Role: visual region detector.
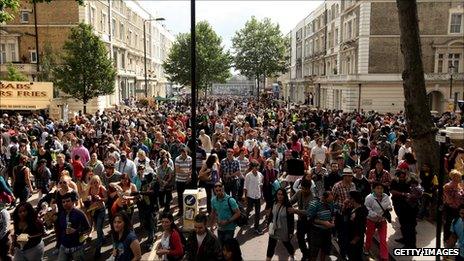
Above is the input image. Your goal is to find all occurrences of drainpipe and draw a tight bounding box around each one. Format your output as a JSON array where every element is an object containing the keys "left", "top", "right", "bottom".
[{"left": 358, "top": 83, "right": 361, "bottom": 112}]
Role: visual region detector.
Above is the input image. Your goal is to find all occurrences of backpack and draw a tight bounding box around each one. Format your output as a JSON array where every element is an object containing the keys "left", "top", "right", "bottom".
[{"left": 227, "top": 197, "right": 248, "bottom": 227}]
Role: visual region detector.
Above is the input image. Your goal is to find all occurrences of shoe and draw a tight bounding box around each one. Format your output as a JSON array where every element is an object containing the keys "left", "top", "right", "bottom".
[{"left": 254, "top": 229, "right": 263, "bottom": 235}]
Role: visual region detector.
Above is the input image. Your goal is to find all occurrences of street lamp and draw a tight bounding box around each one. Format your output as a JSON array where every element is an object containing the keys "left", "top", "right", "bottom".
[
  {"left": 143, "top": 17, "right": 165, "bottom": 98},
  {"left": 448, "top": 64, "right": 455, "bottom": 111}
]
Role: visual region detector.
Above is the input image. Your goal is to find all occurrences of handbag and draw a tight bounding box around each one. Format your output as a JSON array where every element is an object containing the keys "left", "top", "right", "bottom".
[
  {"left": 268, "top": 222, "right": 276, "bottom": 236},
  {"left": 375, "top": 198, "right": 392, "bottom": 223}
]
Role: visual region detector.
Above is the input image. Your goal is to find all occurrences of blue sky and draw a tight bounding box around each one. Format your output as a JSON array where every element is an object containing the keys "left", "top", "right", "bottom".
[{"left": 140, "top": 1, "right": 322, "bottom": 51}]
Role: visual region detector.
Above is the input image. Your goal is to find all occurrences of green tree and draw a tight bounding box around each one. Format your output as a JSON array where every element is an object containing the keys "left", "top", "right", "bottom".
[
  {"left": 53, "top": 23, "right": 116, "bottom": 114},
  {"left": 37, "top": 42, "right": 57, "bottom": 82},
  {"left": 1, "top": 0, "right": 83, "bottom": 23},
  {"left": 163, "top": 21, "right": 232, "bottom": 98},
  {"left": 1, "top": 63, "right": 28, "bottom": 81},
  {"left": 232, "top": 16, "right": 289, "bottom": 100}
]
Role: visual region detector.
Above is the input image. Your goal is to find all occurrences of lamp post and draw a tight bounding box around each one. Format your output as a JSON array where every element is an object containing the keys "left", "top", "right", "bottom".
[
  {"left": 190, "top": 0, "right": 198, "bottom": 187},
  {"left": 143, "top": 17, "right": 165, "bottom": 98},
  {"left": 448, "top": 64, "right": 455, "bottom": 111}
]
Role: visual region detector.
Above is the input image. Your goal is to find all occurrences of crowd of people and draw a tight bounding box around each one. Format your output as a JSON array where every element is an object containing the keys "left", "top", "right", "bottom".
[{"left": 0, "top": 96, "right": 463, "bottom": 261}]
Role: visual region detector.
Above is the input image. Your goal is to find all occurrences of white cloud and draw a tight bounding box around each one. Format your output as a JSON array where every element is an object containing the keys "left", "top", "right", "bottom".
[{"left": 140, "top": 1, "right": 322, "bottom": 50}]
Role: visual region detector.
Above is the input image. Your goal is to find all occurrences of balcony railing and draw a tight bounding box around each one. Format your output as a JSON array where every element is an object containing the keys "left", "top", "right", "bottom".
[
  {"left": 0, "top": 63, "right": 37, "bottom": 74},
  {"left": 425, "top": 73, "right": 464, "bottom": 81}
]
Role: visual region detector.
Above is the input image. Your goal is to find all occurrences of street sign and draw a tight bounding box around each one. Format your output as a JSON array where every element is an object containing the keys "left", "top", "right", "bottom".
[{"left": 435, "top": 134, "right": 446, "bottom": 143}]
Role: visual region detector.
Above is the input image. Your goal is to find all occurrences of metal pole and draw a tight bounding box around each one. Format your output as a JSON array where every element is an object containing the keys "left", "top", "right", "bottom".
[
  {"left": 33, "top": 1, "right": 40, "bottom": 74},
  {"left": 143, "top": 21, "right": 148, "bottom": 98},
  {"left": 449, "top": 73, "right": 453, "bottom": 99},
  {"left": 435, "top": 135, "right": 447, "bottom": 260},
  {"left": 190, "top": 0, "right": 197, "bottom": 188}
]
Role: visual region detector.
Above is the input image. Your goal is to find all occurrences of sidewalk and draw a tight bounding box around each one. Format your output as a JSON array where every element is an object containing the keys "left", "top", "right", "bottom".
[{"left": 376, "top": 211, "right": 441, "bottom": 261}]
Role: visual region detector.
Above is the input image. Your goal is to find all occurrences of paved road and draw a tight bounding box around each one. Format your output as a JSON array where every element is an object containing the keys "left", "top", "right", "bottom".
[{"left": 11, "top": 189, "right": 442, "bottom": 261}]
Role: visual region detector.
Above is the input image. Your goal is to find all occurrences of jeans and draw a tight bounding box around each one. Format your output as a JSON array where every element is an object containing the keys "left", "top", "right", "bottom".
[
  {"left": 237, "top": 178, "right": 244, "bottom": 199},
  {"left": 14, "top": 240, "right": 44, "bottom": 261},
  {"left": 444, "top": 205, "right": 459, "bottom": 241},
  {"left": 0, "top": 231, "right": 12, "bottom": 261},
  {"left": 176, "top": 181, "right": 187, "bottom": 214},
  {"left": 418, "top": 193, "right": 433, "bottom": 218},
  {"left": 199, "top": 182, "right": 213, "bottom": 213},
  {"left": 365, "top": 219, "right": 388, "bottom": 260},
  {"left": 217, "top": 230, "right": 235, "bottom": 246},
  {"left": 266, "top": 236, "right": 295, "bottom": 258},
  {"left": 159, "top": 190, "right": 173, "bottom": 213},
  {"left": 245, "top": 197, "right": 261, "bottom": 230},
  {"left": 224, "top": 179, "right": 238, "bottom": 199},
  {"left": 138, "top": 203, "right": 156, "bottom": 242},
  {"left": 93, "top": 208, "right": 106, "bottom": 253},
  {"left": 296, "top": 219, "right": 310, "bottom": 259},
  {"left": 398, "top": 207, "right": 418, "bottom": 248},
  {"left": 57, "top": 245, "right": 85, "bottom": 261}
]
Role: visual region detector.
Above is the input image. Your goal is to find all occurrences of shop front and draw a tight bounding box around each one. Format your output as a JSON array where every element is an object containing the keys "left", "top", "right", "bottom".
[{"left": 0, "top": 81, "right": 53, "bottom": 112}]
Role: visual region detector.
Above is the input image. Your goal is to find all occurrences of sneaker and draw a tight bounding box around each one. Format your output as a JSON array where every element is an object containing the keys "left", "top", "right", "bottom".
[{"left": 254, "top": 229, "right": 263, "bottom": 235}]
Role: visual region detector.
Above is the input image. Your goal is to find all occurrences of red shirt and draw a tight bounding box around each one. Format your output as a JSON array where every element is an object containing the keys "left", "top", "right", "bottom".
[{"left": 72, "top": 160, "right": 84, "bottom": 180}]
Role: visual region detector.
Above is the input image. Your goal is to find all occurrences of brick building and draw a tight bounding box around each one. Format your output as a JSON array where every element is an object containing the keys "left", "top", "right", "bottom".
[
  {"left": 0, "top": 0, "right": 173, "bottom": 114},
  {"left": 283, "top": 0, "right": 464, "bottom": 113}
]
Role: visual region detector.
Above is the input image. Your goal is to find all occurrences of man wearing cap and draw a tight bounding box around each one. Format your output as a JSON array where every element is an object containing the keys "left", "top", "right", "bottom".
[
  {"left": 332, "top": 167, "right": 356, "bottom": 260},
  {"left": 115, "top": 151, "right": 137, "bottom": 180}
]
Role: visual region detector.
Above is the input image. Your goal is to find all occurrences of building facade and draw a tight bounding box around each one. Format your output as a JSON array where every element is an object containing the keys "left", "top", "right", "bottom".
[
  {"left": 285, "top": 0, "right": 464, "bottom": 113},
  {"left": 212, "top": 75, "right": 255, "bottom": 97},
  {"left": 0, "top": 0, "right": 173, "bottom": 114}
]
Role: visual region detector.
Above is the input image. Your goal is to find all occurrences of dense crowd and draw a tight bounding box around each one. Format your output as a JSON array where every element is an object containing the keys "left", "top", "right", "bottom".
[{"left": 0, "top": 97, "right": 463, "bottom": 261}]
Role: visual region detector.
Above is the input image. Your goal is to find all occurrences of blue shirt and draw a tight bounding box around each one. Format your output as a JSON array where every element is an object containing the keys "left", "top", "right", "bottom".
[
  {"left": 211, "top": 195, "right": 238, "bottom": 231},
  {"left": 114, "top": 230, "right": 138, "bottom": 261},
  {"left": 451, "top": 217, "right": 464, "bottom": 257},
  {"left": 307, "top": 199, "right": 336, "bottom": 230},
  {"left": 58, "top": 208, "right": 90, "bottom": 248}
]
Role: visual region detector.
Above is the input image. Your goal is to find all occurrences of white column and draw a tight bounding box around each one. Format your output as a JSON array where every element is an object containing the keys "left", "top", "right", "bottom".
[{"left": 357, "top": 1, "right": 371, "bottom": 75}]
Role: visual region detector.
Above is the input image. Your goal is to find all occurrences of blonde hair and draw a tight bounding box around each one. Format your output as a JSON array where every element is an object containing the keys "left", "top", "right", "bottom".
[
  {"left": 449, "top": 169, "right": 462, "bottom": 179},
  {"left": 89, "top": 175, "right": 102, "bottom": 186}
]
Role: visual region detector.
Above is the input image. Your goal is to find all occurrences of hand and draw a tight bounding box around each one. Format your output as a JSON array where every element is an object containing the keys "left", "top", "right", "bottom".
[
  {"left": 94, "top": 195, "right": 101, "bottom": 201},
  {"left": 156, "top": 249, "right": 169, "bottom": 255},
  {"left": 287, "top": 208, "right": 296, "bottom": 214},
  {"left": 66, "top": 227, "right": 76, "bottom": 234},
  {"left": 324, "top": 221, "right": 335, "bottom": 229}
]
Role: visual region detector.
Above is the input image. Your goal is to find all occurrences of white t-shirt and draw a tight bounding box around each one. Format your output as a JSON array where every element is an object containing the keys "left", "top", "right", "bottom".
[
  {"left": 244, "top": 171, "right": 263, "bottom": 199},
  {"left": 311, "top": 145, "right": 328, "bottom": 163}
]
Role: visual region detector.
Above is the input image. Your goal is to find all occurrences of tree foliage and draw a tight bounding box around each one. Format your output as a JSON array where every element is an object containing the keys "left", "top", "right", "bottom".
[
  {"left": 0, "top": 0, "right": 84, "bottom": 23},
  {"left": 1, "top": 63, "right": 28, "bottom": 81},
  {"left": 53, "top": 23, "right": 116, "bottom": 113},
  {"left": 37, "top": 41, "right": 57, "bottom": 82},
  {"left": 232, "top": 16, "right": 289, "bottom": 81},
  {"left": 163, "top": 21, "right": 232, "bottom": 91}
]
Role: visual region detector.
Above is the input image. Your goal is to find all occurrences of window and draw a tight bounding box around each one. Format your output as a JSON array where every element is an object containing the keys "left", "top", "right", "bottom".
[
  {"left": 135, "top": 34, "right": 138, "bottom": 48},
  {"left": 450, "top": 13, "right": 463, "bottom": 33},
  {"left": 128, "top": 30, "right": 132, "bottom": 46},
  {"left": 347, "top": 21, "right": 352, "bottom": 40},
  {"left": 89, "top": 7, "right": 96, "bottom": 26},
  {"left": 113, "top": 50, "right": 118, "bottom": 68},
  {"left": 101, "top": 12, "right": 107, "bottom": 33},
  {"left": 437, "top": 53, "right": 444, "bottom": 73},
  {"left": 120, "top": 23, "right": 124, "bottom": 40},
  {"left": 8, "top": 43, "right": 16, "bottom": 62},
  {"left": 334, "top": 28, "right": 339, "bottom": 44},
  {"left": 20, "top": 11, "right": 29, "bottom": 23},
  {"left": 121, "top": 52, "right": 125, "bottom": 69},
  {"left": 112, "top": 19, "right": 116, "bottom": 37},
  {"left": 448, "top": 53, "right": 460, "bottom": 72},
  {"left": 0, "top": 44, "right": 6, "bottom": 64},
  {"left": 30, "top": 50, "right": 37, "bottom": 63}
]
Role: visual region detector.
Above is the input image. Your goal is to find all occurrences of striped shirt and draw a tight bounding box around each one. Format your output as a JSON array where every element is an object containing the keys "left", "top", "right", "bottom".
[
  {"left": 307, "top": 199, "right": 335, "bottom": 229},
  {"left": 237, "top": 157, "right": 249, "bottom": 177},
  {"left": 175, "top": 155, "right": 192, "bottom": 183}
]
